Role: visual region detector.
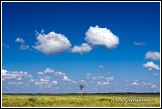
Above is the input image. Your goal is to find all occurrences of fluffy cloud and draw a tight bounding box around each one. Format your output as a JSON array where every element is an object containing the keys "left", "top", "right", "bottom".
[
  {"left": 22, "top": 72, "right": 32, "bottom": 78},
  {"left": 37, "top": 68, "right": 55, "bottom": 75},
  {"left": 44, "top": 68, "right": 55, "bottom": 73},
  {"left": 145, "top": 51, "right": 160, "bottom": 60},
  {"left": 71, "top": 43, "right": 92, "bottom": 54},
  {"left": 33, "top": 31, "right": 71, "bottom": 55},
  {"left": 63, "top": 76, "right": 71, "bottom": 81},
  {"left": 15, "top": 37, "right": 29, "bottom": 50},
  {"left": 35, "top": 77, "right": 58, "bottom": 86},
  {"left": 143, "top": 61, "right": 160, "bottom": 70},
  {"left": 35, "top": 77, "right": 51, "bottom": 85},
  {"left": 2, "top": 69, "right": 32, "bottom": 81},
  {"left": 132, "top": 80, "right": 139, "bottom": 86},
  {"left": 134, "top": 41, "right": 146, "bottom": 46},
  {"left": 62, "top": 75, "right": 76, "bottom": 83},
  {"left": 85, "top": 25, "right": 119, "bottom": 48},
  {"left": 2, "top": 69, "right": 8, "bottom": 76},
  {"left": 15, "top": 37, "right": 25, "bottom": 43},
  {"left": 36, "top": 68, "right": 76, "bottom": 84}
]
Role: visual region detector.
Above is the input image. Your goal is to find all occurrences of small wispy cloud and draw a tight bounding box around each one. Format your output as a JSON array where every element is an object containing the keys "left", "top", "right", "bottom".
[
  {"left": 79, "top": 80, "right": 87, "bottom": 84},
  {"left": 134, "top": 41, "right": 146, "bottom": 46},
  {"left": 106, "top": 76, "right": 114, "bottom": 81},
  {"left": 54, "top": 71, "right": 66, "bottom": 76},
  {"left": 153, "top": 73, "right": 158, "bottom": 76},
  {"left": 2, "top": 43, "right": 10, "bottom": 48},
  {"left": 151, "top": 85, "right": 156, "bottom": 88},
  {"left": 20, "top": 44, "right": 29, "bottom": 50},
  {"left": 86, "top": 73, "right": 91, "bottom": 79},
  {"left": 96, "top": 81, "right": 110, "bottom": 86},
  {"left": 99, "top": 65, "right": 104, "bottom": 70}
]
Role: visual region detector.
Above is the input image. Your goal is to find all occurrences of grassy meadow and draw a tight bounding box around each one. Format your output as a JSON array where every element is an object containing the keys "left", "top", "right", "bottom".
[{"left": 2, "top": 93, "right": 160, "bottom": 107}]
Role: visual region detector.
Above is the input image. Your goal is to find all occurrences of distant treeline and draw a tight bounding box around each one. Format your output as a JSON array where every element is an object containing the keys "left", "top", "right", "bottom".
[{"left": 2, "top": 92, "right": 160, "bottom": 95}]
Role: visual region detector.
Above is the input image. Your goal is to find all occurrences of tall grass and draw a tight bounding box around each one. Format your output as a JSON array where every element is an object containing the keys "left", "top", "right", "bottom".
[{"left": 2, "top": 94, "right": 160, "bottom": 107}]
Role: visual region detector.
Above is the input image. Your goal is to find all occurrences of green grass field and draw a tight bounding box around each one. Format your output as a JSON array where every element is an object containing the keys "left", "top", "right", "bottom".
[{"left": 2, "top": 94, "right": 160, "bottom": 107}]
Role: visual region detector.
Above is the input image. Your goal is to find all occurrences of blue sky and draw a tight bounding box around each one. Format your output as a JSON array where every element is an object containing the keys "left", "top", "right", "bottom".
[{"left": 2, "top": 2, "right": 160, "bottom": 93}]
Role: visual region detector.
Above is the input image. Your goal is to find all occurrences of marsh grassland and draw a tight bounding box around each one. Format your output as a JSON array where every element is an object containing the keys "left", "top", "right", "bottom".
[{"left": 2, "top": 94, "right": 160, "bottom": 107}]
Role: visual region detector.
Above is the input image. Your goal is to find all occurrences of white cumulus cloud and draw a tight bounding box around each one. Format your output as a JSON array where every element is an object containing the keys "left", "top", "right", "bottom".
[
  {"left": 44, "top": 68, "right": 55, "bottom": 73},
  {"left": 2, "top": 69, "right": 8, "bottom": 76},
  {"left": 145, "top": 51, "right": 160, "bottom": 60},
  {"left": 71, "top": 43, "right": 92, "bottom": 54},
  {"left": 63, "top": 76, "right": 71, "bottom": 81},
  {"left": 15, "top": 37, "right": 29, "bottom": 50},
  {"left": 85, "top": 25, "right": 119, "bottom": 48},
  {"left": 143, "top": 61, "right": 160, "bottom": 70},
  {"left": 132, "top": 80, "right": 140, "bottom": 86},
  {"left": 2, "top": 69, "right": 32, "bottom": 81},
  {"left": 15, "top": 37, "right": 25, "bottom": 43},
  {"left": 33, "top": 31, "right": 71, "bottom": 55}
]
